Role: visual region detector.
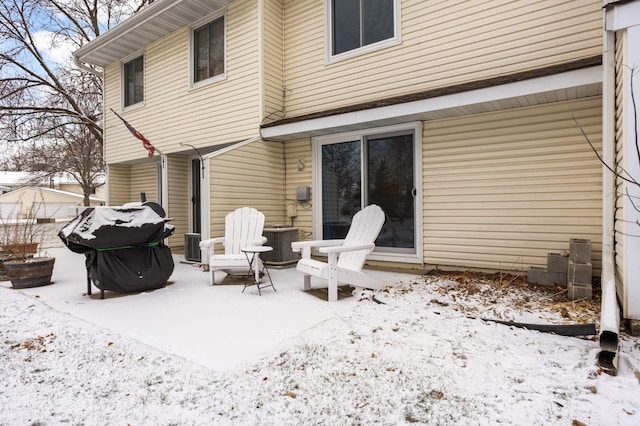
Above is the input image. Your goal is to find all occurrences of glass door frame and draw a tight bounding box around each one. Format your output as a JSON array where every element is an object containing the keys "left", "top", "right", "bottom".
[{"left": 312, "top": 122, "right": 423, "bottom": 264}]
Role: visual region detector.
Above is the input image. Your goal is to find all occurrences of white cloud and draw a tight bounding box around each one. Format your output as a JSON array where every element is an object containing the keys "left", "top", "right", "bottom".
[{"left": 32, "top": 30, "right": 75, "bottom": 67}]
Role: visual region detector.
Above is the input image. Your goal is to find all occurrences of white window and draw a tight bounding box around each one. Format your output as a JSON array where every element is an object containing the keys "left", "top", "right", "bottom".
[
  {"left": 193, "top": 15, "right": 225, "bottom": 84},
  {"left": 327, "top": 0, "right": 400, "bottom": 61},
  {"left": 123, "top": 55, "right": 144, "bottom": 107}
]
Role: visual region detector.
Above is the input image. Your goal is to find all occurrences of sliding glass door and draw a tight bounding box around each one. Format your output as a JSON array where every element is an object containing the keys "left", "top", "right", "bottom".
[{"left": 317, "top": 124, "right": 420, "bottom": 257}]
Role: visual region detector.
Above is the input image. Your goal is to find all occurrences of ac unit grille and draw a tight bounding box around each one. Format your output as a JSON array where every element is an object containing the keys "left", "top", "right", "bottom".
[
  {"left": 184, "top": 233, "right": 201, "bottom": 262},
  {"left": 263, "top": 227, "right": 298, "bottom": 266}
]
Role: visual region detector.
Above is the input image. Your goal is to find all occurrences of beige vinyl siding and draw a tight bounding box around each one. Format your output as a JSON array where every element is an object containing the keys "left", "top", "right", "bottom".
[
  {"left": 129, "top": 163, "right": 158, "bottom": 204},
  {"left": 107, "top": 164, "right": 132, "bottom": 206},
  {"left": 423, "top": 97, "right": 603, "bottom": 273},
  {"left": 284, "top": 139, "right": 313, "bottom": 240},
  {"left": 280, "top": 0, "right": 601, "bottom": 118},
  {"left": 103, "top": 0, "right": 261, "bottom": 164},
  {"left": 103, "top": 61, "right": 123, "bottom": 163},
  {"left": 261, "top": 0, "right": 285, "bottom": 121},
  {"left": 166, "top": 155, "right": 190, "bottom": 250},
  {"left": 207, "top": 140, "right": 285, "bottom": 239},
  {"left": 614, "top": 30, "right": 626, "bottom": 303}
]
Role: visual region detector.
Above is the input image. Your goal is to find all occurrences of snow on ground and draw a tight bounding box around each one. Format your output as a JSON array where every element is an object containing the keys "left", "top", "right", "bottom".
[{"left": 1, "top": 250, "right": 639, "bottom": 425}]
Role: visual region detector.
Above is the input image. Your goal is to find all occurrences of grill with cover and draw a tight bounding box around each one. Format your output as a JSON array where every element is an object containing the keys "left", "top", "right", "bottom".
[{"left": 58, "top": 202, "right": 175, "bottom": 298}]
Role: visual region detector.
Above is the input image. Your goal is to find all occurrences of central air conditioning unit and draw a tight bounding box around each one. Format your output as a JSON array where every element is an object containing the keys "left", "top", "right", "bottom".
[
  {"left": 262, "top": 226, "right": 299, "bottom": 267},
  {"left": 184, "top": 233, "right": 201, "bottom": 262}
]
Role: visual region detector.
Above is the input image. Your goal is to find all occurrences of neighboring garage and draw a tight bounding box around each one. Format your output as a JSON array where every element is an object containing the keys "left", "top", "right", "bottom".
[{"left": 0, "top": 187, "right": 105, "bottom": 220}]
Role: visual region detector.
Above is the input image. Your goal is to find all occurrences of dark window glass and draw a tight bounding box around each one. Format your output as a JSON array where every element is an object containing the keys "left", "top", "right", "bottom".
[
  {"left": 333, "top": 0, "right": 360, "bottom": 55},
  {"left": 367, "top": 133, "right": 414, "bottom": 249},
  {"left": 194, "top": 17, "right": 225, "bottom": 83},
  {"left": 124, "top": 56, "right": 143, "bottom": 107},
  {"left": 332, "top": 0, "right": 394, "bottom": 55},
  {"left": 363, "top": 0, "right": 394, "bottom": 45},
  {"left": 321, "top": 141, "right": 361, "bottom": 239}
]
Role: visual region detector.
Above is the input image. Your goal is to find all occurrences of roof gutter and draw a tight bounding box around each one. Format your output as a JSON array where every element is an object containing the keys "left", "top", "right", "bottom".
[
  {"left": 74, "top": 0, "right": 178, "bottom": 66},
  {"left": 73, "top": 55, "right": 102, "bottom": 76}
]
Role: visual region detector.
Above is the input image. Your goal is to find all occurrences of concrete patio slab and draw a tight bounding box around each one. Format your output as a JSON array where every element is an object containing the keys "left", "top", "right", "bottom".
[{"left": 2, "top": 247, "right": 418, "bottom": 371}]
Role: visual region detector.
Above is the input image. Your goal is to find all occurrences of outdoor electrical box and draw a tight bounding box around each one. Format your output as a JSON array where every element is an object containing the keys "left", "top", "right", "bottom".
[{"left": 296, "top": 186, "right": 310, "bottom": 202}]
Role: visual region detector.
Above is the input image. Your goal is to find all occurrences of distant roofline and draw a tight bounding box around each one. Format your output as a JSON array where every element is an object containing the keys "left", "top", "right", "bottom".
[{"left": 0, "top": 185, "right": 105, "bottom": 203}]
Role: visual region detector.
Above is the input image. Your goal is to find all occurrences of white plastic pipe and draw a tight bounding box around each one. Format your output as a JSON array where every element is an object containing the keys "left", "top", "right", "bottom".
[{"left": 599, "top": 11, "right": 620, "bottom": 373}]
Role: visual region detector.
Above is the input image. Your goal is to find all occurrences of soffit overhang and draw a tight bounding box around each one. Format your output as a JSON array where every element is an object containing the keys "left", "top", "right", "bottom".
[
  {"left": 74, "top": 0, "right": 232, "bottom": 67},
  {"left": 261, "top": 60, "right": 603, "bottom": 142}
]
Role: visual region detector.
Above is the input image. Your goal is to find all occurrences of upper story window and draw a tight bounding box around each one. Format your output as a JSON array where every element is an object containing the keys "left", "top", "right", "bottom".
[
  {"left": 329, "top": 0, "right": 399, "bottom": 60},
  {"left": 123, "top": 55, "right": 144, "bottom": 107},
  {"left": 193, "top": 15, "right": 225, "bottom": 84}
]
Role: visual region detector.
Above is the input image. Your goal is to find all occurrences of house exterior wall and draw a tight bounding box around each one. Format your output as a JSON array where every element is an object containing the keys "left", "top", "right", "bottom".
[
  {"left": 93, "top": 0, "right": 608, "bottom": 278},
  {"left": 613, "top": 22, "right": 640, "bottom": 320},
  {"left": 262, "top": 0, "right": 285, "bottom": 121},
  {"left": 422, "top": 97, "right": 602, "bottom": 273},
  {"left": 165, "top": 155, "right": 190, "bottom": 249},
  {"left": 283, "top": 97, "right": 603, "bottom": 273},
  {"left": 206, "top": 140, "right": 285, "bottom": 239},
  {"left": 283, "top": 139, "right": 313, "bottom": 240},
  {"left": 106, "top": 164, "right": 131, "bottom": 206},
  {"left": 277, "top": 0, "right": 602, "bottom": 119},
  {"left": 103, "top": 160, "right": 188, "bottom": 249},
  {"left": 103, "top": 0, "right": 262, "bottom": 165},
  {"left": 128, "top": 163, "right": 158, "bottom": 204}
]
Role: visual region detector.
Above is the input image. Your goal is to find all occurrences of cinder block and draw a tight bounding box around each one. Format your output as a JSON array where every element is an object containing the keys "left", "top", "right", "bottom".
[
  {"left": 627, "top": 320, "right": 640, "bottom": 337},
  {"left": 527, "top": 267, "right": 567, "bottom": 286},
  {"left": 547, "top": 253, "right": 569, "bottom": 273},
  {"left": 569, "top": 238, "right": 592, "bottom": 263},
  {"left": 568, "top": 261, "right": 592, "bottom": 285},
  {"left": 568, "top": 283, "right": 592, "bottom": 300}
]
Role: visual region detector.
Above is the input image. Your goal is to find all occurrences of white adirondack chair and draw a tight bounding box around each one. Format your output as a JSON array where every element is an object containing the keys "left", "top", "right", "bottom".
[
  {"left": 291, "top": 204, "right": 385, "bottom": 302},
  {"left": 199, "top": 207, "right": 267, "bottom": 285}
]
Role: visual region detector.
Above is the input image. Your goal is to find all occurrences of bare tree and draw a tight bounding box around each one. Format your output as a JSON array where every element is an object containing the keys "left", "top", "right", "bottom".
[
  {"left": 0, "top": 0, "right": 149, "bottom": 204},
  {"left": 574, "top": 65, "right": 640, "bottom": 231}
]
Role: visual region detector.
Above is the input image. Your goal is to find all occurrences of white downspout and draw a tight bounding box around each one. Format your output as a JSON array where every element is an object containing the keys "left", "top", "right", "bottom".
[
  {"left": 599, "top": 8, "right": 620, "bottom": 374},
  {"left": 199, "top": 158, "right": 210, "bottom": 270}
]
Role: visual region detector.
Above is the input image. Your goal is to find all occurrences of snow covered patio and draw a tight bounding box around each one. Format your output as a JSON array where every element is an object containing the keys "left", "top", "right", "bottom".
[
  {"left": 2, "top": 246, "right": 640, "bottom": 424},
  {"left": 2, "top": 247, "right": 415, "bottom": 371}
]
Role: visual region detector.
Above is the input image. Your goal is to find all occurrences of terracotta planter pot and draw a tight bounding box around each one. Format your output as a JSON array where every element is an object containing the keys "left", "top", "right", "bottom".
[{"left": 4, "top": 257, "right": 55, "bottom": 289}]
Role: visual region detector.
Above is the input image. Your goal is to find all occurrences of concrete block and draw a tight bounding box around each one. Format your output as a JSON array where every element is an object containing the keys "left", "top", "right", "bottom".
[
  {"left": 569, "top": 238, "right": 592, "bottom": 263},
  {"left": 527, "top": 267, "right": 546, "bottom": 284},
  {"left": 568, "top": 283, "right": 592, "bottom": 300},
  {"left": 627, "top": 320, "right": 640, "bottom": 337},
  {"left": 527, "top": 267, "right": 567, "bottom": 286},
  {"left": 568, "top": 261, "right": 592, "bottom": 285},
  {"left": 547, "top": 253, "right": 569, "bottom": 273}
]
